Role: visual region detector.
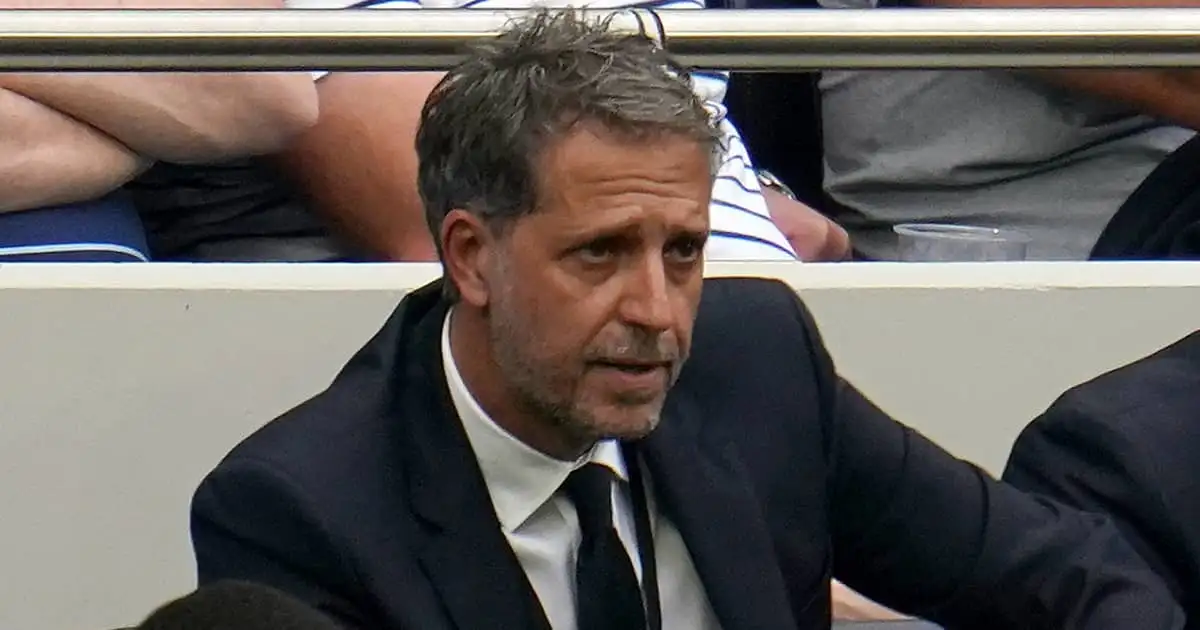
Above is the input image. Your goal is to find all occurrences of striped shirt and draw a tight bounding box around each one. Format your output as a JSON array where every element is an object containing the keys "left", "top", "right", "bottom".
[{"left": 288, "top": 0, "right": 797, "bottom": 261}]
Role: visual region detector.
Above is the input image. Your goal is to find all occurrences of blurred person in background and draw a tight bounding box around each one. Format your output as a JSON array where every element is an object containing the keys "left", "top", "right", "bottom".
[
  {"left": 0, "top": 0, "right": 316, "bottom": 262},
  {"left": 817, "top": 0, "right": 1200, "bottom": 260},
  {"left": 248, "top": 0, "right": 849, "bottom": 263},
  {"left": 133, "top": 0, "right": 848, "bottom": 263}
]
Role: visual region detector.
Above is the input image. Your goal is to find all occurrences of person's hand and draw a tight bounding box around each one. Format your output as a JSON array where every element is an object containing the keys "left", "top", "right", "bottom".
[
  {"left": 831, "top": 580, "right": 909, "bottom": 622},
  {"left": 762, "top": 188, "right": 851, "bottom": 262}
]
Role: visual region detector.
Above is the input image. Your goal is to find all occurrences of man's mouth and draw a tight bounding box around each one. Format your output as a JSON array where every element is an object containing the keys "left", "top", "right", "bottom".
[{"left": 592, "top": 360, "right": 670, "bottom": 374}]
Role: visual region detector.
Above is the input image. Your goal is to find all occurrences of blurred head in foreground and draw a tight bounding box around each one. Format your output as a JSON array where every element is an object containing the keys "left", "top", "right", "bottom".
[{"left": 135, "top": 580, "right": 340, "bottom": 630}]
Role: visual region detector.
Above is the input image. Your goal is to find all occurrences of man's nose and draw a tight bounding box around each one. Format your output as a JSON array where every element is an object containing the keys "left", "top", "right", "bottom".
[{"left": 618, "top": 256, "right": 674, "bottom": 332}]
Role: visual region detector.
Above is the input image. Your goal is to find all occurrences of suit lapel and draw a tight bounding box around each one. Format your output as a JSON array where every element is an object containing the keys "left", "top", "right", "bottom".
[
  {"left": 641, "top": 389, "right": 799, "bottom": 630},
  {"left": 393, "top": 291, "right": 551, "bottom": 630}
]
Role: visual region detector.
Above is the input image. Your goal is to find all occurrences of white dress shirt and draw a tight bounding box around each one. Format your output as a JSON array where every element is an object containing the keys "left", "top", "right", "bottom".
[{"left": 441, "top": 311, "right": 723, "bottom": 630}]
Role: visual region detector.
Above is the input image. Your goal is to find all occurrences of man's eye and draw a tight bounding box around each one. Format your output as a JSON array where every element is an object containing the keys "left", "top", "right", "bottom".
[
  {"left": 668, "top": 238, "right": 705, "bottom": 263},
  {"left": 578, "top": 241, "right": 618, "bottom": 263}
]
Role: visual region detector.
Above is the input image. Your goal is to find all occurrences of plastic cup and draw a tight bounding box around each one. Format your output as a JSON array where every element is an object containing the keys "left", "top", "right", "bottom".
[{"left": 894, "top": 223, "right": 1031, "bottom": 262}]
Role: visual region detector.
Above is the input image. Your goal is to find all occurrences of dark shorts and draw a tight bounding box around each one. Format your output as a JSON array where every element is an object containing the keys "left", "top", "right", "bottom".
[{"left": 0, "top": 191, "right": 149, "bottom": 262}]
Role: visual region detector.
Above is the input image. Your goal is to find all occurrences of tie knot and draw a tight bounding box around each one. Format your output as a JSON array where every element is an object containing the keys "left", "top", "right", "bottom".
[{"left": 564, "top": 463, "right": 615, "bottom": 534}]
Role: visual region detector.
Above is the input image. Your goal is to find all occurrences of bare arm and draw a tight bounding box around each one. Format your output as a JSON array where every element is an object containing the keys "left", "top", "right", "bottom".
[
  {"left": 0, "top": 88, "right": 147, "bottom": 213},
  {"left": 274, "top": 72, "right": 445, "bottom": 261},
  {"left": 762, "top": 188, "right": 851, "bottom": 262},
  {"left": 0, "top": 0, "right": 319, "bottom": 164},
  {"left": 916, "top": 0, "right": 1200, "bottom": 130}
]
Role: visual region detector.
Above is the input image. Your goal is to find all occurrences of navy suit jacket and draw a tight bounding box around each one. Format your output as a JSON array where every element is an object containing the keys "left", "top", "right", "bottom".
[
  {"left": 192, "top": 277, "right": 1184, "bottom": 629},
  {"left": 1005, "top": 331, "right": 1200, "bottom": 624}
]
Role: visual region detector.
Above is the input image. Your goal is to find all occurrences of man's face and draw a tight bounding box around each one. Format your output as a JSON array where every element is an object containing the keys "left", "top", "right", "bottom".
[{"left": 484, "top": 125, "right": 710, "bottom": 451}]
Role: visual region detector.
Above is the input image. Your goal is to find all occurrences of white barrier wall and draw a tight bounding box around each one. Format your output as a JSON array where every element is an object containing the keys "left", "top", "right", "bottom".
[{"left": 2, "top": 261, "right": 1198, "bottom": 630}]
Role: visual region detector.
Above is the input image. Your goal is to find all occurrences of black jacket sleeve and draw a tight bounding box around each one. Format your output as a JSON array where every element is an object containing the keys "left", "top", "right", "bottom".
[{"left": 191, "top": 457, "right": 371, "bottom": 629}]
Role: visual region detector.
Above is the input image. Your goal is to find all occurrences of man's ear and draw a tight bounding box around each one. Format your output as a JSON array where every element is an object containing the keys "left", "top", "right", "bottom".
[{"left": 440, "top": 209, "right": 495, "bottom": 307}]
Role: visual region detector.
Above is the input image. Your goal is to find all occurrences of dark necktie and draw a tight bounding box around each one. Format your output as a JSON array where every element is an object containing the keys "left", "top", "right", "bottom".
[{"left": 563, "top": 463, "right": 647, "bottom": 630}]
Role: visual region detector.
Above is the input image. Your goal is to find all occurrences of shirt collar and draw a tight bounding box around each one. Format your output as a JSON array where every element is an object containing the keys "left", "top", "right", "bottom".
[{"left": 441, "top": 309, "right": 628, "bottom": 532}]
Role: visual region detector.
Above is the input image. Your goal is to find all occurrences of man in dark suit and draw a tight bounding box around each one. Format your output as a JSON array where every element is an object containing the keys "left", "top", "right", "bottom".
[
  {"left": 1004, "top": 331, "right": 1200, "bottom": 624},
  {"left": 190, "top": 9, "right": 1185, "bottom": 630}
]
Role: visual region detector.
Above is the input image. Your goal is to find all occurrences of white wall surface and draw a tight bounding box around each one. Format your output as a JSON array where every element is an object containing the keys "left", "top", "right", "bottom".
[{"left": 1, "top": 261, "right": 1197, "bottom": 630}]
